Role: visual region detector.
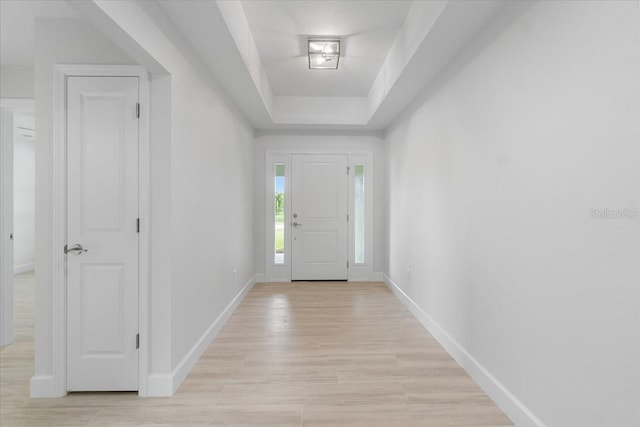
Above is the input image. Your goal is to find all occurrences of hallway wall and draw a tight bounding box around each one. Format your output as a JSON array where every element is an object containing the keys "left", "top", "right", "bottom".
[
  {"left": 384, "top": 1, "right": 640, "bottom": 425},
  {"left": 167, "top": 53, "right": 255, "bottom": 384},
  {"left": 0, "top": 65, "right": 34, "bottom": 99}
]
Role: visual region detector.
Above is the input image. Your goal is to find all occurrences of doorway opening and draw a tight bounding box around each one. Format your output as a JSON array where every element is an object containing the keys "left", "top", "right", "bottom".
[
  {"left": 44, "top": 65, "right": 150, "bottom": 397},
  {"left": 0, "top": 99, "right": 35, "bottom": 350}
]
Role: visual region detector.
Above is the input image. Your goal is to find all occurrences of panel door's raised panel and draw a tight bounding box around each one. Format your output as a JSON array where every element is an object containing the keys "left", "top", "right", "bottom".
[
  {"left": 81, "top": 265, "right": 125, "bottom": 356},
  {"left": 81, "top": 94, "right": 126, "bottom": 233}
]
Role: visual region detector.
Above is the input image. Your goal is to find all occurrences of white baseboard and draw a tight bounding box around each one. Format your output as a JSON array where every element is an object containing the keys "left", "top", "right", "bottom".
[
  {"left": 150, "top": 274, "right": 257, "bottom": 397},
  {"left": 348, "top": 272, "right": 384, "bottom": 282},
  {"left": 30, "top": 375, "right": 64, "bottom": 398},
  {"left": 383, "top": 274, "right": 545, "bottom": 427},
  {"left": 14, "top": 263, "right": 34, "bottom": 274},
  {"left": 255, "top": 273, "right": 265, "bottom": 283}
]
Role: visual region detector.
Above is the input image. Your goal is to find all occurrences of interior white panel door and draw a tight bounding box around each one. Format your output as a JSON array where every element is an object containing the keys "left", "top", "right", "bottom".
[
  {"left": 291, "top": 154, "right": 348, "bottom": 280},
  {"left": 66, "top": 76, "right": 139, "bottom": 391}
]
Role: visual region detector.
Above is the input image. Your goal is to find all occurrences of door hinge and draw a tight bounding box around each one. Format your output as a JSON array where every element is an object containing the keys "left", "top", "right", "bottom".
[
  {"left": 347, "top": 261, "right": 349, "bottom": 269},
  {"left": 347, "top": 213, "right": 349, "bottom": 222},
  {"left": 136, "top": 103, "right": 140, "bottom": 119},
  {"left": 347, "top": 166, "right": 350, "bottom": 175},
  {"left": 136, "top": 333, "right": 139, "bottom": 349},
  {"left": 136, "top": 218, "right": 140, "bottom": 233}
]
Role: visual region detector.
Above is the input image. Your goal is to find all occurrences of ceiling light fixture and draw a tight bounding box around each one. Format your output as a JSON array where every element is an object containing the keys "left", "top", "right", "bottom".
[{"left": 308, "top": 39, "right": 340, "bottom": 70}]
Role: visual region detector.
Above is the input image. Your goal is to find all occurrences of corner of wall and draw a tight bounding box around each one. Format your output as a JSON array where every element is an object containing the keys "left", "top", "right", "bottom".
[{"left": 168, "top": 274, "right": 257, "bottom": 395}]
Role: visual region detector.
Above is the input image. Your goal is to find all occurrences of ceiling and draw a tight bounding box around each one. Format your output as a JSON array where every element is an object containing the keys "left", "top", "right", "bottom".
[
  {"left": 1, "top": 0, "right": 508, "bottom": 131},
  {"left": 0, "top": 0, "right": 78, "bottom": 66},
  {"left": 154, "top": 0, "right": 506, "bottom": 130},
  {"left": 240, "top": 0, "right": 412, "bottom": 97}
]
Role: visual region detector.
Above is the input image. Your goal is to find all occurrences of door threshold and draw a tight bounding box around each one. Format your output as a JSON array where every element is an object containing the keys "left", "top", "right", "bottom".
[{"left": 291, "top": 280, "right": 348, "bottom": 282}]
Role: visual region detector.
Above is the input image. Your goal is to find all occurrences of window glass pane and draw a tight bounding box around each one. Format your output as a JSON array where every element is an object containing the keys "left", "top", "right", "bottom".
[
  {"left": 274, "top": 164, "right": 285, "bottom": 264},
  {"left": 354, "top": 164, "right": 365, "bottom": 264}
]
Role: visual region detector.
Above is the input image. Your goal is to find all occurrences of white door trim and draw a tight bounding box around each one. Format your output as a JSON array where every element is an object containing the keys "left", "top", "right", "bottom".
[
  {"left": 51, "top": 65, "right": 150, "bottom": 396},
  {"left": 265, "top": 150, "right": 374, "bottom": 282}
]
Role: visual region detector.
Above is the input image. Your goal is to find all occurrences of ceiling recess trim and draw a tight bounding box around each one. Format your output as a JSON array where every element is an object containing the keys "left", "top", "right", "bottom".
[{"left": 214, "top": 0, "right": 507, "bottom": 130}]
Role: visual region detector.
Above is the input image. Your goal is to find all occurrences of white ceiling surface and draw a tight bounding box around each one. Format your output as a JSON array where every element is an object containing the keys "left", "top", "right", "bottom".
[
  {"left": 158, "top": 0, "right": 507, "bottom": 130},
  {"left": 0, "top": 0, "right": 79, "bottom": 66},
  {"left": 240, "top": 0, "right": 412, "bottom": 98},
  {"left": 1, "top": 0, "right": 509, "bottom": 131}
]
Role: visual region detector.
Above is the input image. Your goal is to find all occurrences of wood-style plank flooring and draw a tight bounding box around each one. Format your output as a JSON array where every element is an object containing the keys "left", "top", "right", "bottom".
[{"left": 1, "top": 277, "right": 512, "bottom": 426}]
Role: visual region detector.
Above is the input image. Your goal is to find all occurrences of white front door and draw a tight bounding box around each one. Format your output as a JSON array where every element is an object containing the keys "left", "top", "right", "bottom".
[
  {"left": 66, "top": 76, "right": 139, "bottom": 391},
  {"left": 291, "top": 154, "right": 348, "bottom": 280}
]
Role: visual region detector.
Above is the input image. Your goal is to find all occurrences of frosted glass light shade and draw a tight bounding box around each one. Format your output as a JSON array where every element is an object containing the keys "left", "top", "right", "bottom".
[{"left": 308, "top": 40, "right": 340, "bottom": 70}]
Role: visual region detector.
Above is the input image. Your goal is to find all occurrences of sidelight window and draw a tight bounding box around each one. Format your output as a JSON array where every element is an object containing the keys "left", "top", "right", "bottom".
[
  {"left": 274, "top": 164, "right": 285, "bottom": 264},
  {"left": 354, "top": 164, "right": 365, "bottom": 264}
]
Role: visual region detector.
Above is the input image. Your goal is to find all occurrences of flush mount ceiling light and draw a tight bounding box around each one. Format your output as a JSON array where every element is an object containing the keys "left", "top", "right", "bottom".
[{"left": 308, "top": 39, "right": 340, "bottom": 70}]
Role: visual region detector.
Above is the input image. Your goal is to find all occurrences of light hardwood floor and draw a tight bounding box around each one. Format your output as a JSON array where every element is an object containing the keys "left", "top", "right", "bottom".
[{"left": 1, "top": 277, "right": 512, "bottom": 426}]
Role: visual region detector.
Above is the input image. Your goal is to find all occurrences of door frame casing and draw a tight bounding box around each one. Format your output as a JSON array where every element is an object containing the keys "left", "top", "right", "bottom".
[
  {"left": 265, "top": 150, "right": 374, "bottom": 282},
  {"left": 51, "top": 65, "right": 150, "bottom": 396}
]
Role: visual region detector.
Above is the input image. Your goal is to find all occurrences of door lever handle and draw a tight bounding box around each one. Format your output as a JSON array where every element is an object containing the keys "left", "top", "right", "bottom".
[
  {"left": 292, "top": 222, "right": 303, "bottom": 226},
  {"left": 65, "top": 244, "right": 88, "bottom": 255}
]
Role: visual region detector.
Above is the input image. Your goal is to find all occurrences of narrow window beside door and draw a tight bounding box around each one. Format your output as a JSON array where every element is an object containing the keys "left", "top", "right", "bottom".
[
  {"left": 274, "top": 164, "right": 285, "bottom": 264},
  {"left": 354, "top": 164, "right": 365, "bottom": 264}
]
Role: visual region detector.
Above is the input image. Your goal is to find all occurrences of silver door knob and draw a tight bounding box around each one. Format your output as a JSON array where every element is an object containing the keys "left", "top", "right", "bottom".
[
  {"left": 292, "top": 222, "right": 303, "bottom": 226},
  {"left": 65, "top": 244, "right": 88, "bottom": 255}
]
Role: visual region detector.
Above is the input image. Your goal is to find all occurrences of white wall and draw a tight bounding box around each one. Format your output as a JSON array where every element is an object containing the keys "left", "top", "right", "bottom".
[
  {"left": 0, "top": 65, "right": 34, "bottom": 99},
  {"left": 168, "top": 56, "right": 255, "bottom": 377},
  {"left": 384, "top": 1, "right": 640, "bottom": 426},
  {"left": 147, "top": 74, "right": 173, "bottom": 380},
  {"left": 254, "top": 133, "right": 386, "bottom": 279},
  {"left": 13, "top": 112, "right": 35, "bottom": 273},
  {"left": 33, "top": 17, "right": 139, "bottom": 393}
]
